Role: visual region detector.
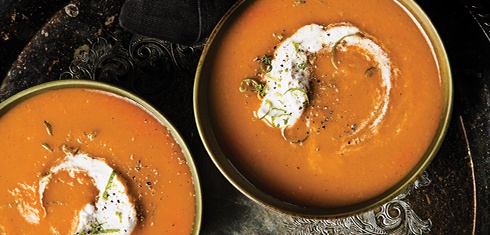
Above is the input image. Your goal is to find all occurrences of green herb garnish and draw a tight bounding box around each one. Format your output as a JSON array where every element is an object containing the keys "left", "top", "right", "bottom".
[
  {"left": 102, "top": 171, "right": 116, "bottom": 201},
  {"left": 43, "top": 120, "right": 53, "bottom": 136},
  {"left": 281, "top": 126, "right": 309, "bottom": 144},
  {"left": 61, "top": 144, "right": 79, "bottom": 155},
  {"left": 270, "top": 111, "right": 291, "bottom": 128},
  {"left": 239, "top": 78, "right": 267, "bottom": 99},
  {"left": 292, "top": 41, "right": 301, "bottom": 52},
  {"left": 42, "top": 143, "right": 54, "bottom": 152},
  {"left": 331, "top": 33, "right": 359, "bottom": 69},
  {"left": 258, "top": 100, "right": 273, "bottom": 120},
  {"left": 259, "top": 55, "right": 273, "bottom": 73},
  {"left": 284, "top": 87, "right": 310, "bottom": 104},
  {"left": 277, "top": 113, "right": 292, "bottom": 126},
  {"left": 364, "top": 66, "right": 377, "bottom": 77},
  {"left": 115, "top": 211, "right": 123, "bottom": 223},
  {"left": 98, "top": 228, "right": 121, "bottom": 234},
  {"left": 77, "top": 219, "right": 120, "bottom": 234},
  {"left": 298, "top": 62, "right": 306, "bottom": 70}
]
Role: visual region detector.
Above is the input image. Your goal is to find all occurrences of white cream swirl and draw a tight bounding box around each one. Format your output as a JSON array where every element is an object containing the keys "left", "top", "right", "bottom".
[
  {"left": 38, "top": 153, "right": 137, "bottom": 234},
  {"left": 257, "top": 23, "right": 392, "bottom": 138}
]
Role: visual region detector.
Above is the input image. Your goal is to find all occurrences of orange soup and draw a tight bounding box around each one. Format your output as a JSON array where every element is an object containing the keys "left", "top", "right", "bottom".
[
  {"left": 207, "top": 0, "right": 444, "bottom": 207},
  {"left": 0, "top": 86, "right": 197, "bottom": 234}
]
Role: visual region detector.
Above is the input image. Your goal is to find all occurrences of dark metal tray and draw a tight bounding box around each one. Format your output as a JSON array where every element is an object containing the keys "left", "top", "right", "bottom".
[{"left": 0, "top": 0, "right": 488, "bottom": 234}]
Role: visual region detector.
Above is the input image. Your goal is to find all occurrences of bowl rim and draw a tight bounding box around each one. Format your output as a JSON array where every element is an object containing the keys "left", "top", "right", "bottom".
[
  {"left": 194, "top": 0, "right": 453, "bottom": 219},
  {"left": 0, "top": 79, "right": 203, "bottom": 233}
]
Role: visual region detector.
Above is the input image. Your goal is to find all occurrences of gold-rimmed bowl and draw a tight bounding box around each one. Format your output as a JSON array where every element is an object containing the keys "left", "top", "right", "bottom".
[
  {"left": 0, "top": 79, "right": 202, "bottom": 234},
  {"left": 194, "top": 0, "right": 452, "bottom": 218}
]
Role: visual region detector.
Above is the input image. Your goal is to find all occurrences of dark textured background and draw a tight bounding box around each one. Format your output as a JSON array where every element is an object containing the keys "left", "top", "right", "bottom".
[{"left": 0, "top": 0, "right": 488, "bottom": 234}]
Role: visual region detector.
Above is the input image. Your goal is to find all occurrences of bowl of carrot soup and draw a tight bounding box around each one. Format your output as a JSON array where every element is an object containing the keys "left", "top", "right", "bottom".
[
  {"left": 194, "top": 0, "right": 452, "bottom": 218},
  {"left": 0, "top": 79, "right": 202, "bottom": 234}
]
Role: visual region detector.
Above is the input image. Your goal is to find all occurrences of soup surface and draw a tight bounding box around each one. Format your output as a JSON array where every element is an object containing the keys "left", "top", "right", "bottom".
[
  {"left": 207, "top": 0, "right": 443, "bottom": 207},
  {"left": 0, "top": 87, "right": 196, "bottom": 234}
]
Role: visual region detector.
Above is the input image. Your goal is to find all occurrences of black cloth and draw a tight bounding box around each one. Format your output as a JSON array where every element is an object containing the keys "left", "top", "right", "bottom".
[{"left": 119, "top": 0, "right": 238, "bottom": 45}]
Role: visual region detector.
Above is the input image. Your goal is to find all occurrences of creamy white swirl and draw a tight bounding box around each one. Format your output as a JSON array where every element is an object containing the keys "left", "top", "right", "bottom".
[
  {"left": 257, "top": 23, "right": 392, "bottom": 138},
  {"left": 38, "top": 153, "right": 137, "bottom": 234}
]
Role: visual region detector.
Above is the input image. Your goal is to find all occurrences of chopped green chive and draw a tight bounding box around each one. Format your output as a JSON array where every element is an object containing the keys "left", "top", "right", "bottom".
[
  {"left": 103, "top": 171, "right": 116, "bottom": 201},
  {"left": 115, "top": 211, "right": 123, "bottom": 223},
  {"left": 61, "top": 144, "right": 79, "bottom": 155},
  {"left": 99, "top": 228, "right": 121, "bottom": 234},
  {"left": 292, "top": 41, "right": 301, "bottom": 52}
]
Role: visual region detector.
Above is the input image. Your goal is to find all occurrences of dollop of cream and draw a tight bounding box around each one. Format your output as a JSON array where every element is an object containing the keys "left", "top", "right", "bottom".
[
  {"left": 257, "top": 23, "right": 392, "bottom": 137},
  {"left": 37, "top": 153, "right": 137, "bottom": 234}
]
